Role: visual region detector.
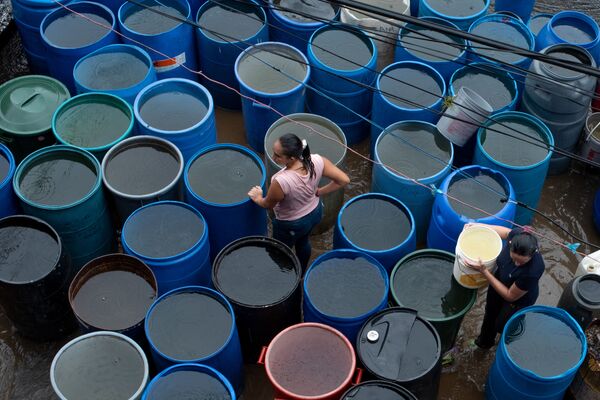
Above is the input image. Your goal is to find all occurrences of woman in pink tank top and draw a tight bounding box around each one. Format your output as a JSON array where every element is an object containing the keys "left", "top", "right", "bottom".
[{"left": 248, "top": 133, "right": 349, "bottom": 270}]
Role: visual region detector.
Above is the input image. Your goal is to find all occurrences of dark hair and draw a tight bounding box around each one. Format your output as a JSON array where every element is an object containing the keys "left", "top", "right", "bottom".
[
  {"left": 509, "top": 231, "right": 538, "bottom": 257},
  {"left": 278, "top": 133, "right": 315, "bottom": 179}
]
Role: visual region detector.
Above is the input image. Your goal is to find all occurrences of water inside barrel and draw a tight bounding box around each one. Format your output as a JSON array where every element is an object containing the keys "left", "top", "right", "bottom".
[
  {"left": 543, "top": 49, "right": 585, "bottom": 79},
  {"left": 146, "top": 369, "right": 232, "bottom": 399},
  {"left": 380, "top": 66, "right": 442, "bottom": 109},
  {"left": 0, "top": 224, "right": 59, "bottom": 283},
  {"left": 104, "top": 143, "right": 180, "bottom": 195},
  {"left": 198, "top": 0, "right": 264, "bottom": 42},
  {"left": 53, "top": 335, "right": 146, "bottom": 400},
  {"left": 0, "top": 152, "right": 9, "bottom": 182},
  {"left": 306, "top": 256, "right": 385, "bottom": 318},
  {"left": 123, "top": 2, "right": 185, "bottom": 35},
  {"left": 19, "top": 153, "right": 97, "bottom": 206},
  {"left": 446, "top": 171, "right": 507, "bottom": 219},
  {"left": 401, "top": 25, "right": 464, "bottom": 62},
  {"left": 425, "top": 0, "right": 486, "bottom": 17},
  {"left": 471, "top": 21, "right": 531, "bottom": 64},
  {"left": 312, "top": 28, "right": 372, "bottom": 71},
  {"left": 55, "top": 102, "right": 130, "bottom": 148},
  {"left": 147, "top": 292, "right": 232, "bottom": 360},
  {"left": 377, "top": 123, "right": 451, "bottom": 180},
  {"left": 216, "top": 243, "right": 297, "bottom": 306},
  {"left": 481, "top": 119, "right": 549, "bottom": 166},
  {"left": 452, "top": 69, "right": 514, "bottom": 111},
  {"left": 72, "top": 270, "right": 156, "bottom": 331},
  {"left": 343, "top": 383, "right": 412, "bottom": 399},
  {"left": 75, "top": 52, "right": 149, "bottom": 90},
  {"left": 393, "top": 255, "right": 473, "bottom": 319},
  {"left": 237, "top": 47, "right": 307, "bottom": 93},
  {"left": 275, "top": 0, "right": 336, "bottom": 23},
  {"left": 187, "top": 148, "right": 263, "bottom": 204},
  {"left": 270, "top": 326, "right": 352, "bottom": 396},
  {"left": 505, "top": 311, "right": 583, "bottom": 377},
  {"left": 553, "top": 21, "right": 595, "bottom": 44},
  {"left": 139, "top": 91, "right": 208, "bottom": 131},
  {"left": 340, "top": 197, "right": 411, "bottom": 250},
  {"left": 529, "top": 15, "right": 552, "bottom": 36},
  {"left": 125, "top": 203, "right": 204, "bottom": 259},
  {"left": 44, "top": 13, "right": 110, "bottom": 48}
]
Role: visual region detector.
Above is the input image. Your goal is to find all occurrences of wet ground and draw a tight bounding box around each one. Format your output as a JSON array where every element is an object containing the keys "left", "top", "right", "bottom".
[{"left": 1, "top": 0, "right": 600, "bottom": 399}]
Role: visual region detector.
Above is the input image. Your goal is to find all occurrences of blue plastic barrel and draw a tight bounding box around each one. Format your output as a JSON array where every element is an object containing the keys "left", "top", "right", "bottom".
[
  {"left": 184, "top": 143, "right": 267, "bottom": 259},
  {"left": 537, "top": 11, "right": 600, "bottom": 63},
  {"left": 372, "top": 120, "right": 453, "bottom": 243},
  {"left": 93, "top": 0, "right": 124, "bottom": 17},
  {"left": 145, "top": 286, "right": 244, "bottom": 393},
  {"left": 235, "top": 42, "right": 310, "bottom": 152},
  {"left": 333, "top": 193, "right": 416, "bottom": 273},
  {"left": 595, "top": 189, "right": 600, "bottom": 233},
  {"left": 473, "top": 111, "right": 554, "bottom": 225},
  {"left": 395, "top": 17, "right": 467, "bottom": 82},
  {"left": 410, "top": 0, "right": 418, "bottom": 16},
  {"left": 195, "top": 0, "right": 268, "bottom": 109},
  {"left": 371, "top": 61, "right": 445, "bottom": 154},
  {"left": 142, "top": 363, "right": 236, "bottom": 400},
  {"left": 494, "top": 0, "right": 535, "bottom": 23},
  {"left": 427, "top": 165, "right": 516, "bottom": 253},
  {"left": 73, "top": 44, "right": 157, "bottom": 105},
  {"left": 122, "top": 201, "right": 211, "bottom": 295},
  {"left": 306, "top": 24, "right": 377, "bottom": 144},
  {"left": 303, "top": 249, "right": 389, "bottom": 344},
  {"left": 40, "top": 1, "right": 119, "bottom": 94},
  {"left": 0, "top": 144, "right": 18, "bottom": 219},
  {"left": 118, "top": 0, "right": 198, "bottom": 80},
  {"left": 528, "top": 13, "right": 553, "bottom": 49},
  {"left": 418, "top": 0, "right": 489, "bottom": 30},
  {"left": 134, "top": 78, "right": 217, "bottom": 162},
  {"left": 13, "top": 145, "right": 115, "bottom": 269},
  {"left": 486, "top": 306, "right": 587, "bottom": 400},
  {"left": 268, "top": 0, "right": 339, "bottom": 54}
]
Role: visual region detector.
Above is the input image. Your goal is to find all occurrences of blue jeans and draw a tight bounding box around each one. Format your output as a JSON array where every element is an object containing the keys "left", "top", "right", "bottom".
[{"left": 272, "top": 203, "right": 322, "bottom": 272}]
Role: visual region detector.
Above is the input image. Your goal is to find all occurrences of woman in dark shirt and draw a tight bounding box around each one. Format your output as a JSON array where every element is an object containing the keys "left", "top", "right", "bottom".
[{"left": 466, "top": 223, "right": 545, "bottom": 349}]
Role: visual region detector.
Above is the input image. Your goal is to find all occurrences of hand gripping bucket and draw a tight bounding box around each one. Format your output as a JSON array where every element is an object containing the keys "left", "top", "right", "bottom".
[{"left": 454, "top": 224, "right": 503, "bottom": 289}]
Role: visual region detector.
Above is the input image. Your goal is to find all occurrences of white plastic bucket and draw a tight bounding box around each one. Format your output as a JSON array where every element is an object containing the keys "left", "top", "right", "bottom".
[
  {"left": 575, "top": 249, "right": 600, "bottom": 277},
  {"left": 436, "top": 86, "right": 494, "bottom": 147},
  {"left": 453, "top": 225, "right": 503, "bottom": 289},
  {"left": 340, "top": 0, "right": 409, "bottom": 71},
  {"left": 579, "top": 112, "right": 600, "bottom": 163}
]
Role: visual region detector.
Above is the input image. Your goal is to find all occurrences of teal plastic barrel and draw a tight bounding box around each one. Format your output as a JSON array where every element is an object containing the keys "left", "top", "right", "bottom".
[{"left": 14, "top": 145, "right": 115, "bottom": 269}]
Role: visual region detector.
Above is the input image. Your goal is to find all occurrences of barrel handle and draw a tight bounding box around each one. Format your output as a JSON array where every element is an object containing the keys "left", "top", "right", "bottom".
[
  {"left": 352, "top": 367, "right": 363, "bottom": 385},
  {"left": 252, "top": 100, "right": 272, "bottom": 110},
  {"left": 257, "top": 346, "right": 268, "bottom": 365}
]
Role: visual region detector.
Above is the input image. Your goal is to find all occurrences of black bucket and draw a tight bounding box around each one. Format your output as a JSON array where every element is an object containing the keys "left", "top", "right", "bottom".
[
  {"left": 557, "top": 274, "right": 600, "bottom": 330},
  {"left": 212, "top": 235, "right": 302, "bottom": 361},
  {"left": 341, "top": 380, "right": 418, "bottom": 399},
  {"left": 0, "top": 215, "right": 76, "bottom": 339}
]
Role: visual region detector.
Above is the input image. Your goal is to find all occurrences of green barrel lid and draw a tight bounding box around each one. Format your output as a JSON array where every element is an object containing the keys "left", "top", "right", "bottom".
[{"left": 0, "top": 75, "right": 70, "bottom": 136}]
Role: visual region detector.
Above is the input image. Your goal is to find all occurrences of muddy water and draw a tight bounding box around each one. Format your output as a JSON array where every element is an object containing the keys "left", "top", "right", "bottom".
[{"left": 1, "top": 1, "right": 600, "bottom": 399}]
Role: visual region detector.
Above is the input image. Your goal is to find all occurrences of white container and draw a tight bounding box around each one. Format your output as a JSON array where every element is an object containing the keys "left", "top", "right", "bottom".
[
  {"left": 575, "top": 249, "right": 600, "bottom": 277},
  {"left": 453, "top": 225, "right": 503, "bottom": 289},
  {"left": 579, "top": 112, "right": 600, "bottom": 163},
  {"left": 340, "top": 0, "right": 409, "bottom": 71},
  {"left": 436, "top": 86, "right": 494, "bottom": 147}
]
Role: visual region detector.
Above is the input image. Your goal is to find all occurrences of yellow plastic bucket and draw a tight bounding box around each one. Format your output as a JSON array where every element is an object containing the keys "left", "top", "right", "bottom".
[{"left": 453, "top": 225, "right": 502, "bottom": 289}]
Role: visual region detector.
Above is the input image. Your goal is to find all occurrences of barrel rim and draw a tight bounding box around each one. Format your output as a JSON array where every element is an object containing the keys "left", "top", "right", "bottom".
[
  {"left": 13, "top": 145, "right": 102, "bottom": 210},
  {"left": 144, "top": 285, "right": 238, "bottom": 364},
  {"left": 73, "top": 43, "right": 155, "bottom": 93},
  {"left": 121, "top": 201, "right": 208, "bottom": 262},
  {"left": 336, "top": 192, "right": 416, "bottom": 254},
  {"left": 184, "top": 143, "right": 267, "bottom": 208},
  {"left": 307, "top": 23, "right": 378, "bottom": 74},
  {"left": 212, "top": 235, "right": 302, "bottom": 308},
  {"left": 234, "top": 41, "right": 311, "bottom": 98},
  {"left": 264, "top": 113, "right": 348, "bottom": 167},
  {"left": 475, "top": 110, "right": 555, "bottom": 171},
  {"left": 340, "top": 379, "right": 418, "bottom": 400},
  {"left": 264, "top": 322, "right": 357, "bottom": 399},
  {"left": 376, "top": 60, "right": 446, "bottom": 111},
  {"left": 40, "top": 1, "right": 116, "bottom": 51},
  {"left": 390, "top": 249, "right": 477, "bottom": 322},
  {"left": 117, "top": 0, "right": 191, "bottom": 37},
  {"left": 374, "top": 119, "right": 454, "bottom": 183},
  {"left": 303, "top": 249, "right": 390, "bottom": 322},
  {"left": 195, "top": 0, "right": 267, "bottom": 44},
  {"left": 538, "top": 44, "right": 596, "bottom": 80},
  {"left": 50, "top": 330, "right": 149, "bottom": 400},
  {"left": 268, "top": 0, "right": 340, "bottom": 28},
  {"left": 0, "top": 144, "right": 16, "bottom": 189},
  {"left": 133, "top": 78, "right": 215, "bottom": 135},
  {"left": 421, "top": 0, "right": 490, "bottom": 22},
  {"left": 398, "top": 16, "right": 467, "bottom": 64},
  {"left": 101, "top": 135, "right": 184, "bottom": 200},
  {"left": 143, "top": 362, "right": 236, "bottom": 399},
  {"left": 500, "top": 305, "right": 588, "bottom": 381},
  {"left": 548, "top": 10, "right": 600, "bottom": 48},
  {"left": 52, "top": 92, "right": 135, "bottom": 153}
]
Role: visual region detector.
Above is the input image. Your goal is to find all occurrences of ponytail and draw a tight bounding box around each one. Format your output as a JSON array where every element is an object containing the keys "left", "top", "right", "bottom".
[{"left": 301, "top": 142, "right": 315, "bottom": 180}]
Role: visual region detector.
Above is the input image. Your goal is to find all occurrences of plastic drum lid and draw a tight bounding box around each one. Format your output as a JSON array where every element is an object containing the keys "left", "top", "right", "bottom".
[{"left": 575, "top": 274, "right": 600, "bottom": 309}]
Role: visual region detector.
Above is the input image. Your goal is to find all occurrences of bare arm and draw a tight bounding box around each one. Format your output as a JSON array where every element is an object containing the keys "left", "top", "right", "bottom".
[
  {"left": 463, "top": 222, "right": 512, "bottom": 240},
  {"left": 481, "top": 267, "right": 528, "bottom": 303},
  {"left": 316, "top": 157, "right": 350, "bottom": 197},
  {"left": 248, "top": 181, "right": 284, "bottom": 210}
]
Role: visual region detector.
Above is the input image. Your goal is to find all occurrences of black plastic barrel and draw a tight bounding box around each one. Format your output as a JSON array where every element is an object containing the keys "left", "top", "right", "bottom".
[
  {"left": 213, "top": 236, "right": 302, "bottom": 361},
  {"left": 341, "top": 380, "right": 418, "bottom": 399},
  {"left": 356, "top": 307, "right": 442, "bottom": 400},
  {"left": 557, "top": 274, "right": 600, "bottom": 330},
  {"left": 0, "top": 215, "right": 76, "bottom": 339}
]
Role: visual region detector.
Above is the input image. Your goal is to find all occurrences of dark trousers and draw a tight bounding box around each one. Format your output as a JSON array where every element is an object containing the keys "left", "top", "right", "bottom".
[
  {"left": 272, "top": 203, "right": 322, "bottom": 272},
  {"left": 477, "top": 286, "right": 524, "bottom": 347}
]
